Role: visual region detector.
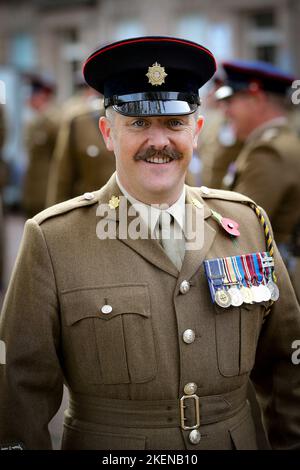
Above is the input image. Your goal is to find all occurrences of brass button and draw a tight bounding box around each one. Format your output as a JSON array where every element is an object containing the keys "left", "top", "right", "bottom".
[
  {"left": 184, "top": 382, "right": 198, "bottom": 395},
  {"left": 101, "top": 304, "right": 112, "bottom": 314},
  {"left": 179, "top": 280, "right": 190, "bottom": 294},
  {"left": 183, "top": 329, "right": 195, "bottom": 344},
  {"left": 189, "top": 429, "right": 201, "bottom": 445}
]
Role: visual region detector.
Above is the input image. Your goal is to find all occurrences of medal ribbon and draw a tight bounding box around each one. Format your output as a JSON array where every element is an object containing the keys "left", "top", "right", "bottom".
[
  {"left": 223, "top": 258, "right": 232, "bottom": 286},
  {"left": 255, "top": 252, "right": 266, "bottom": 285},
  {"left": 245, "top": 254, "right": 258, "bottom": 286},
  {"left": 251, "top": 253, "right": 263, "bottom": 284},
  {"left": 231, "top": 256, "right": 243, "bottom": 286},
  {"left": 236, "top": 255, "right": 248, "bottom": 287},
  {"left": 241, "top": 254, "right": 253, "bottom": 287},
  {"left": 262, "top": 251, "right": 277, "bottom": 282},
  {"left": 204, "top": 258, "right": 225, "bottom": 302},
  {"left": 225, "top": 257, "right": 238, "bottom": 285}
]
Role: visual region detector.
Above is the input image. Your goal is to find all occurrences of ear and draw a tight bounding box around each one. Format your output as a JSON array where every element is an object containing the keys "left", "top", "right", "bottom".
[
  {"left": 99, "top": 116, "right": 114, "bottom": 152},
  {"left": 193, "top": 115, "right": 204, "bottom": 148}
]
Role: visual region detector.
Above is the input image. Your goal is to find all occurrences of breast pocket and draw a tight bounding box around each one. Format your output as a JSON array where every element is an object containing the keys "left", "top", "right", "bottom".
[
  {"left": 61, "top": 283, "right": 157, "bottom": 385},
  {"left": 215, "top": 302, "right": 268, "bottom": 377}
]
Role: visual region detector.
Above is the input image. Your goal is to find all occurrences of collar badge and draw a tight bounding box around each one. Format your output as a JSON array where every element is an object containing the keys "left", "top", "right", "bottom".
[{"left": 108, "top": 196, "right": 120, "bottom": 209}]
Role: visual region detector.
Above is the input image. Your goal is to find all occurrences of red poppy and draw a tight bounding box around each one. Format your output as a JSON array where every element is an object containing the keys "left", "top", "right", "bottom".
[{"left": 221, "top": 217, "right": 240, "bottom": 237}]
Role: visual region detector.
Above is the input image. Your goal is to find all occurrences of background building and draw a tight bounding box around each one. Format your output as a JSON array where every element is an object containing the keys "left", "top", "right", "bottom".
[{"left": 0, "top": 0, "right": 299, "bottom": 204}]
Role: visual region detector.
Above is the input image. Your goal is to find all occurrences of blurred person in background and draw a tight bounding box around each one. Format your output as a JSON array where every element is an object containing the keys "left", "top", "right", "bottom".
[
  {"left": 22, "top": 74, "right": 59, "bottom": 218},
  {"left": 196, "top": 78, "right": 244, "bottom": 189},
  {"left": 218, "top": 61, "right": 300, "bottom": 301},
  {"left": 46, "top": 87, "right": 115, "bottom": 206}
]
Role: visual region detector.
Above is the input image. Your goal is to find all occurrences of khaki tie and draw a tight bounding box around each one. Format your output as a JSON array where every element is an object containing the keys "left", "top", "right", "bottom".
[{"left": 158, "top": 211, "right": 185, "bottom": 271}]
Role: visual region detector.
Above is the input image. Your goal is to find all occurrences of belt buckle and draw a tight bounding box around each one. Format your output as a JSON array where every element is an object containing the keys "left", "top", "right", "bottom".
[{"left": 180, "top": 394, "right": 200, "bottom": 430}]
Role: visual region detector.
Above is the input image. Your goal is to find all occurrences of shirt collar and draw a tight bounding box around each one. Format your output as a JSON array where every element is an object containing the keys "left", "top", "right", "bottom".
[{"left": 116, "top": 174, "right": 186, "bottom": 235}]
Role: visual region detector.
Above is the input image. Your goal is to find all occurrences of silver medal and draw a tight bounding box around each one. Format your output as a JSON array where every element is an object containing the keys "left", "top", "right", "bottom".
[
  {"left": 267, "top": 280, "right": 280, "bottom": 301},
  {"left": 257, "top": 284, "right": 271, "bottom": 301},
  {"left": 240, "top": 286, "right": 253, "bottom": 304},
  {"left": 228, "top": 286, "right": 243, "bottom": 307},
  {"left": 215, "top": 289, "right": 232, "bottom": 308},
  {"left": 251, "top": 285, "right": 263, "bottom": 303}
]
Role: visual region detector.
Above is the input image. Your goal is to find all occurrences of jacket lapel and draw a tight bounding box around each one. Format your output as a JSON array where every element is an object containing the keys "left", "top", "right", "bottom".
[{"left": 178, "top": 187, "right": 216, "bottom": 282}]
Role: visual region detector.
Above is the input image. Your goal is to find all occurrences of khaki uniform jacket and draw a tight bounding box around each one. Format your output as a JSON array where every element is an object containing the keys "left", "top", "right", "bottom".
[
  {"left": 224, "top": 122, "right": 300, "bottom": 245},
  {"left": 22, "top": 106, "right": 60, "bottom": 217},
  {"left": 1, "top": 173, "right": 300, "bottom": 450},
  {"left": 46, "top": 101, "right": 115, "bottom": 206}
]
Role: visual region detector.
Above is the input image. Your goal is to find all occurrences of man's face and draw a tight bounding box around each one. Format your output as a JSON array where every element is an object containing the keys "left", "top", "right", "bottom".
[
  {"left": 100, "top": 110, "right": 203, "bottom": 204},
  {"left": 222, "top": 92, "right": 258, "bottom": 140}
]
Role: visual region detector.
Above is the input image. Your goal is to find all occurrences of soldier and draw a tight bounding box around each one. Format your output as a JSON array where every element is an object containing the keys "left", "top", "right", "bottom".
[
  {"left": 217, "top": 60, "right": 300, "bottom": 301},
  {"left": 46, "top": 94, "right": 115, "bottom": 206},
  {"left": 197, "top": 78, "right": 244, "bottom": 189},
  {"left": 0, "top": 37, "right": 300, "bottom": 451},
  {"left": 22, "top": 75, "right": 59, "bottom": 218}
]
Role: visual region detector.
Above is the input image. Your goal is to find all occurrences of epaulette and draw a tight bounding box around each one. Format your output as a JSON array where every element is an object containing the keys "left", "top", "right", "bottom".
[
  {"left": 259, "top": 127, "right": 280, "bottom": 142},
  {"left": 197, "top": 186, "right": 255, "bottom": 205},
  {"left": 33, "top": 191, "right": 100, "bottom": 225}
]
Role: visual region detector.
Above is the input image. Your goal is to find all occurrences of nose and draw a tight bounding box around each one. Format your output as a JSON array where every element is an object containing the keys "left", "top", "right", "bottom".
[{"left": 147, "top": 125, "right": 170, "bottom": 149}]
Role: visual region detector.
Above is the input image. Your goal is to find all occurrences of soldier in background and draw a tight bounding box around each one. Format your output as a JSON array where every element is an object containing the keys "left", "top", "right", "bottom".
[
  {"left": 217, "top": 60, "right": 300, "bottom": 301},
  {"left": 197, "top": 79, "right": 244, "bottom": 189},
  {"left": 46, "top": 93, "right": 115, "bottom": 205},
  {"left": 22, "top": 75, "right": 59, "bottom": 218}
]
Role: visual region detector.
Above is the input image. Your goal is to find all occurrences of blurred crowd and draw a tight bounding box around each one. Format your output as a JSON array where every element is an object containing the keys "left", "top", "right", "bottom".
[{"left": 0, "top": 59, "right": 300, "bottom": 303}]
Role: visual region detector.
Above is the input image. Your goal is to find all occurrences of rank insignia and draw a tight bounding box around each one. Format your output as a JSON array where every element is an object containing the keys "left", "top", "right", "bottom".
[{"left": 146, "top": 62, "right": 168, "bottom": 86}]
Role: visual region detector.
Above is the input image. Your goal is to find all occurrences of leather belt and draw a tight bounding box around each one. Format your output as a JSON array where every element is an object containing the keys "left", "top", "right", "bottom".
[{"left": 68, "top": 385, "right": 247, "bottom": 430}]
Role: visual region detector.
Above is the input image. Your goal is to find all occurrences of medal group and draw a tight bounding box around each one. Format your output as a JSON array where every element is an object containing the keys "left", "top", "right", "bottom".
[{"left": 204, "top": 252, "right": 280, "bottom": 308}]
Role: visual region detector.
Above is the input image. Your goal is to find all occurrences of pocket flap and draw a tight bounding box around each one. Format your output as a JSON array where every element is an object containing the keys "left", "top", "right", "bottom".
[{"left": 61, "top": 283, "right": 150, "bottom": 326}]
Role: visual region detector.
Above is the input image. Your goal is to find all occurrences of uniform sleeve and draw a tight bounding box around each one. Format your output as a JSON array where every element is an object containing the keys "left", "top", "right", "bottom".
[
  {"left": 46, "top": 117, "right": 77, "bottom": 206},
  {"left": 251, "top": 209, "right": 300, "bottom": 449},
  {"left": 234, "top": 147, "right": 284, "bottom": 218},
  {"left": 0, "top": 219, "right": 64, "bottom": 449}
]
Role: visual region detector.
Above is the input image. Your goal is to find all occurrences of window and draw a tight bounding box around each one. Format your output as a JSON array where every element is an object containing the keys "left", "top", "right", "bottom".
[{"left": 113, "top": 20, "right": 145, "bottom": 41}]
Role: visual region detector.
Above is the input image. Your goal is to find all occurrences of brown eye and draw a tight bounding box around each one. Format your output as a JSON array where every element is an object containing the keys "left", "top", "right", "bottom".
[
  {"left": 169, "top": 119, "right": 183, "bottom": 127},
  {"left": 132, "top": 120, "right": 148, "bottom": 127}
]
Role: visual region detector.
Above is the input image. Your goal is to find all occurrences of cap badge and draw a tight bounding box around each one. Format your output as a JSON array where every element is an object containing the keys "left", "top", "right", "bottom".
[{"left": 146, "top": 62, "right": 167, "bottom": 86}]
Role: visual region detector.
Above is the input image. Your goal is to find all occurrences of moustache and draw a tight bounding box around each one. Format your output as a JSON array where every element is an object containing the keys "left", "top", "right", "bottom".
[{"left": 134, "top": 146, "right": 183, "bottom": 161}]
